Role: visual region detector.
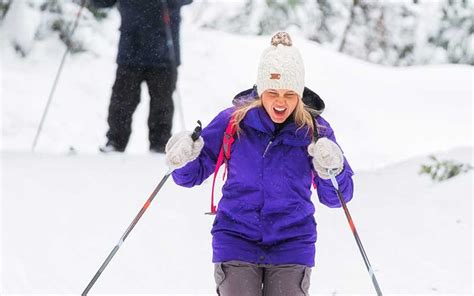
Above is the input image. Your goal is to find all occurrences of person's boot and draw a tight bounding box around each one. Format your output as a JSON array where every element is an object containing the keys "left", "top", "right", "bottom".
[{"left": 99, "top": 140, "right": 125, "bottom": 153}]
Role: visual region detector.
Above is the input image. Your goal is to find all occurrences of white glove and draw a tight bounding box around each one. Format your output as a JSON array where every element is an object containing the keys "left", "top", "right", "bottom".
[
  {"left": 165, "top": 131, "right": 204, "bottom": 169},
  {"left": 308, "top": 137, "right": 344, "bottom": 180}
]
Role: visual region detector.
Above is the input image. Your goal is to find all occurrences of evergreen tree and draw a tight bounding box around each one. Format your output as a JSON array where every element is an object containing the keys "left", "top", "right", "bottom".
[
  {"left": 7, "top": 0, "right": 472, "bottom": 65},
  {"left": 338, "top": 0, "right": 419, "bottom": 66},
  {"left": 382, "top": 2, "right": 418, "bottom": 66},
  {"left": 307, "top": 0, "right": 342, "bottom": 45},
  {"left": 338, "top": 0, "right": 385, "bottom": 63},
  {"left": 429, "top": 0, "right": 473, "bottom": 65}
]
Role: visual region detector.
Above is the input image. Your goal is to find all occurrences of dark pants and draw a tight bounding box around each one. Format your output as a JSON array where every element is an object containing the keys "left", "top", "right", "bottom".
[
  {"left": 106, "top": 65, "right": 177, "bottom": 150},
  {"left": 214, "top": 261, "right": 311, "bottom": 296}
]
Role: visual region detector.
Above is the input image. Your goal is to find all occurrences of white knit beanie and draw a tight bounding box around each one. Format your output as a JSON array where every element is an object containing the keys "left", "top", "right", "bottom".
[{"left": 256, "top": 32, "right": 305, "bottom": 98}]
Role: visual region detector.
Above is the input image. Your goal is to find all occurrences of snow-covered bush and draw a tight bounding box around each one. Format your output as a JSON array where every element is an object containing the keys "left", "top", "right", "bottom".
[
  {"left": 1, "top": 0, "right": 41, "bottom": 56},
  {"left": 1, "top": 0, "right": 109, "bottom": 56},
  {"left": 38, "top": 0, "right": 87, "bottom": 53},
  {"left": 420, "top": 155, "right": 473, "bottom": 182},
  {"left": 0, "top": 0, "right": 11, "bottom": 19}
]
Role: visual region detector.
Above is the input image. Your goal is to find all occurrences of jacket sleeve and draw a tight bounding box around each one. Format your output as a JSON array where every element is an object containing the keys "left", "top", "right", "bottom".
[
  {"left": 313, "top": 116, "right": 354, "bottom": 208},
  {"left": 171, "top": 108, "right": 233, "bottom": 187},
  {"left": 89, "top": 0, "right": 117, "bottom": 8}
]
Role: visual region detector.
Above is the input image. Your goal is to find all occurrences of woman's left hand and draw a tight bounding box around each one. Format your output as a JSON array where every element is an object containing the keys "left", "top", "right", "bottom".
[{"left": 308, "top": 137, "right": 344, "bottom": 179}]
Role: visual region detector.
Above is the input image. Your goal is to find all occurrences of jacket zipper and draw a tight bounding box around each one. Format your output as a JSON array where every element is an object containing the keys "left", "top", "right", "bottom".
[{"left": 263, "top": 137, "right": 275, "bottom": 158}]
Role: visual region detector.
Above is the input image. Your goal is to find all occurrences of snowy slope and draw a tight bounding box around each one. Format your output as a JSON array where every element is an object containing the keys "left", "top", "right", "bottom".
[
  {"left": 1, "top": 6, "right": 473, "bottom": 296},
  {"left": 1, "top": 148, "right": 471, "bottom": 295}
]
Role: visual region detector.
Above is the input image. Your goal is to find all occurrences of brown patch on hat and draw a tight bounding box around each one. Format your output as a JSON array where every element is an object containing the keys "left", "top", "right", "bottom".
[
  {"left": 270, "top": 73, "right": 281, "bottom": 80},
  {"left": 271, "top": 32, "right": 292, "bottom": 47}
]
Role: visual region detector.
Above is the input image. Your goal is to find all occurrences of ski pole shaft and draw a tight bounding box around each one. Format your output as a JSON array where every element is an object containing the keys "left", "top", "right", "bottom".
[
  {"left": 329, "top": 172, "right": 383, "bottom": 296},
  {"left": 82, "top": 171, "right": 172, "bottom": 295},
  {"left": 82, "top": 121, "right": 202, "bottom": 295},
  {"left": 159, "top": 0, "right": 186, "bottom": 130},
  {"left": 32, "top": 0, "right": 87, "bottom": 151},
  {"left": 160, "top": 0, "right": 177, "bottom": 65}
]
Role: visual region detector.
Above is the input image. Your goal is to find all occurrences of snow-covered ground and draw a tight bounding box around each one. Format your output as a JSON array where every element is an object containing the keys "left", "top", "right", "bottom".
[{"left": 1, "top": 6, "right": 473, "bottom": 296}]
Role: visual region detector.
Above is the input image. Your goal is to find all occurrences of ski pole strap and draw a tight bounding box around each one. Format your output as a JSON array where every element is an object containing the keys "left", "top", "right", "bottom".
[{"left": 208, "top": 115, "right": 237, "bottom": 215}]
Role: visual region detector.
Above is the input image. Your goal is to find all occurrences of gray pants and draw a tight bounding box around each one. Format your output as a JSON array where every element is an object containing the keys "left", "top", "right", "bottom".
[{"left": 214, "top": 260, "right": 311, "bottom": 296}]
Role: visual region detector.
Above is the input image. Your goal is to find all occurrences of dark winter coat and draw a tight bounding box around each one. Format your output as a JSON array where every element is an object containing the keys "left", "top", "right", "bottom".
[
  {"left": 172, "top": 92, "right": 354, "bottom": 267},
  {"left": 90, "top": 0, "right": 192, "bottom": 66}
]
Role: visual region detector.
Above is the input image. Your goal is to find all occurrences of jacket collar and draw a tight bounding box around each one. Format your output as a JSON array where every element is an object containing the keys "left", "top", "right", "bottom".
[{"left": 242, "top": 107, "right": 311, "bottom": 146}]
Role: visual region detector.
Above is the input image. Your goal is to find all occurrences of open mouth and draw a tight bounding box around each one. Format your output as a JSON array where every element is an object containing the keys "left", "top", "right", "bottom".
[{"left": 273, "top": 106, "right": 287, "bottom": 116}]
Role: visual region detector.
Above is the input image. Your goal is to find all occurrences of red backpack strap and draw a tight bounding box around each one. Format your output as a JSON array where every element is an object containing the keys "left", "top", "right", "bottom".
[
  {"left": 311, "top": 171, "right": 317, "bottom": 189},
  {"left": 208, "top": 114, "right": 237, "bottom": 215}
]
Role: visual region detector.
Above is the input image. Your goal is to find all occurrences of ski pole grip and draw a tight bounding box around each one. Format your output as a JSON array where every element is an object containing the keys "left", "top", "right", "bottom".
[
  {"left": 328, "top": 169, "right": 339, "bottom": 190},
  {"left": 191, "top": 120, "right": 202, "bottom": 142}
]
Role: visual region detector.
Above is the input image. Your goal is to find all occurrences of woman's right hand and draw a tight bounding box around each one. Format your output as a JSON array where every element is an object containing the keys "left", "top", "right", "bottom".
[
  {"left": 165, "top": 131, "right": 204, "bottom": 170},
  {"left": 308, "top": 137, "right": 344, "bottom": 179}
]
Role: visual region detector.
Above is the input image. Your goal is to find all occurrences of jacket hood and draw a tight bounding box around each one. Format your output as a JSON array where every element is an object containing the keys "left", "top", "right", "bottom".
[{"left": 232, "top": 85, "right": 325, "bottom": 116}]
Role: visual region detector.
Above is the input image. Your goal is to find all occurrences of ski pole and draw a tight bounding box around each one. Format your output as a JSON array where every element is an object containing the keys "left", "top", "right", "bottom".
[
  {"left": 82, "top": 121, "right": 202, "bottom": 295},
  {"left": 159, "top": 0, "right": 186, "bottom": 130},
  {"left": 328, "top": 169, "right": 383, "bottom": 296},
  {"left": 32, "top": 0, "right": 87, "bottom": 152}
]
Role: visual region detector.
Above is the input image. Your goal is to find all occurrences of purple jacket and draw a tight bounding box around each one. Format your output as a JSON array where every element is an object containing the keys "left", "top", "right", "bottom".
[{"left": 172, "top": 106, "right": 354, "bottom": 267}]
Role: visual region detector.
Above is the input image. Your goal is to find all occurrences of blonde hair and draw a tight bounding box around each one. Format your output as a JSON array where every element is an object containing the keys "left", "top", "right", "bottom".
[{"left": 231, "top": 96, "right": 316, "bottom": 139}]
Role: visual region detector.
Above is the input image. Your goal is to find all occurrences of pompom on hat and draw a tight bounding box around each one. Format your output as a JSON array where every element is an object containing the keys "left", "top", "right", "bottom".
[{"left": 256, "top": 32, "right": 305, "bottom": 98}]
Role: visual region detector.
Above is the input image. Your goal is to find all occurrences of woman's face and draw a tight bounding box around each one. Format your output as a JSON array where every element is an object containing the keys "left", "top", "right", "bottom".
[{"left": 261, "top": 89, "right": 299, "bottom": 123}]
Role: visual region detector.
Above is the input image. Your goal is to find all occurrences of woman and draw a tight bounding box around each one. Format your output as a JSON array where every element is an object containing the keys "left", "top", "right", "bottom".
[{"left": 165, "top": 32, "right": 354, "bottom": 296}]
